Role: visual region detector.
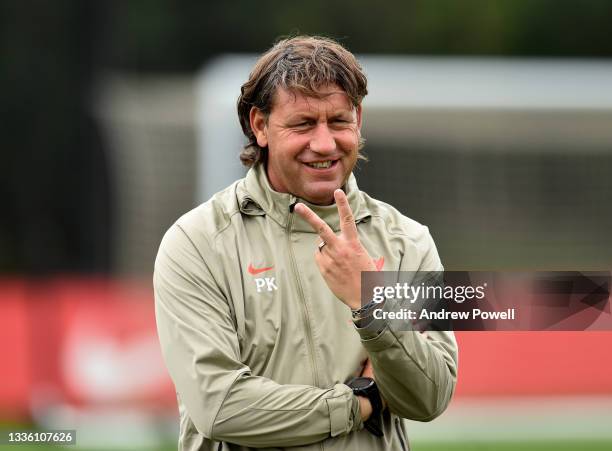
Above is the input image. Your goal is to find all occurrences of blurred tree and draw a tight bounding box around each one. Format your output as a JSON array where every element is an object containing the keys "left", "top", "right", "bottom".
[
  {"left": 0, "top": 1, "right": 113, "bottom": 273},
  {"left": 108, "top": 0, "right": 612, "bottom": 71},
  {"left": 1, "top": 0, "right": 611, "bottom": 273}
]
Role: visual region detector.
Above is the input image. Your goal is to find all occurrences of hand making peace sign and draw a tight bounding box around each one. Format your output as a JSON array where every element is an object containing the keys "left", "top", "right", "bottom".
[{"left": 294, "top": 189, "right": 376, "bottom": 310}]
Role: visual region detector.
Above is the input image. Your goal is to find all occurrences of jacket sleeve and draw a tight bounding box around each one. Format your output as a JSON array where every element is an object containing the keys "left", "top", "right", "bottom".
[
  {"left": 154, "top": 224, "right": 362, "bottom": 448},
  {"left": 354, "top": 227, "right": 458, "bottom": 421}
]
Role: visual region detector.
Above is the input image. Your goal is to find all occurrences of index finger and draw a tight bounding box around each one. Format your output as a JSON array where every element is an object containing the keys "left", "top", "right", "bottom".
[
  {"left": 334, "top": 189, "right": 358, "bottom": 240},
  {"left": 294, "top": 203, "right": 337, "bottom": 245}
]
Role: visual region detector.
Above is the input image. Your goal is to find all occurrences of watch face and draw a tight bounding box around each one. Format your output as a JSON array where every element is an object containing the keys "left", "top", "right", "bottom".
[{"left": 351, "top": 377, "right": 374, "bottom": 390}]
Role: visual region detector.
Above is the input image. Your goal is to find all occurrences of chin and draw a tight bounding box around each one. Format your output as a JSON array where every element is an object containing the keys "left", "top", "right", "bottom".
[{"left": 302, "top": 188, "right": 337, "bottom": 205}]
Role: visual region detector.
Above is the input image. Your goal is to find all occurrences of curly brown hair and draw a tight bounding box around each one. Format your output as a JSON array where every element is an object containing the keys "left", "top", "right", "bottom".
[{"left": 237, "top": 35, "right": 368, "bottom": 167}]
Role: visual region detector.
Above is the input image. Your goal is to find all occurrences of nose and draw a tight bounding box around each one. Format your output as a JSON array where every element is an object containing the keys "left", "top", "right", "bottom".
[{"left": 309, "top": 123, "right": 336, "bottom": 154}]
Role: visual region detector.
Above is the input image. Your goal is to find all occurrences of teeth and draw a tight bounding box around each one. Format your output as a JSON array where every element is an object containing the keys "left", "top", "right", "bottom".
[{"left": 307, "top": 161, "right": 332, "bottom": 169}]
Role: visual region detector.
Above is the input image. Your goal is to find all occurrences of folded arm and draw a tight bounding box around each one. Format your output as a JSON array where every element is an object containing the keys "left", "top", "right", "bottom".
[{"left": 154, "top": 224, "right": 362, "bottom": 448}]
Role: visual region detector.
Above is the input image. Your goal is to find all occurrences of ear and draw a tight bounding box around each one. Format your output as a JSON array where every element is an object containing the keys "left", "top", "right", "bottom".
[
  {"left": 250, "top": 107, "right": 268, "bottom": 148},
  {"left": 356, "top": 104, "right": 363, "bottom": 131}
]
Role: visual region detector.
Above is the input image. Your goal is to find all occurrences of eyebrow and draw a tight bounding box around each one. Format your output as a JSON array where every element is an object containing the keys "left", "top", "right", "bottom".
[{"left": 286, "top": 110, "right": 353, "bottom": 121}]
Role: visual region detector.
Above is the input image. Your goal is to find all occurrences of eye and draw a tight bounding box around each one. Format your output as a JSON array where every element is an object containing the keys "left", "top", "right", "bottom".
[
  {"left": 332, "top": 118, "right": 352, "bottom": 126},
  {"left": 293, "top": 120, "right": 314, "bottom": 128}
]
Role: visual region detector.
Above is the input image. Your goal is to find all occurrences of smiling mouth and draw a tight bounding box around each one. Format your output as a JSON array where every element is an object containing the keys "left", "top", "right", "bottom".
[{"left": 305, "top": 160, "right": 337, "bottom": 169}]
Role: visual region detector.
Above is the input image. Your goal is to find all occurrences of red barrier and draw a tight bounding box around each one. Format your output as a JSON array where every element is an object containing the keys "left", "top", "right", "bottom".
[
  {"left": 0, "top": 278, "right": 176, "bottom": 420},
  {"left": 455, "top": 331, "right": 612, "bottom": 396},
  {"left": 0, "top": 280, "right": 30, "bottom": 419},
  {"left": 1, "top": 278, "right": 611, "bottom": 421}
]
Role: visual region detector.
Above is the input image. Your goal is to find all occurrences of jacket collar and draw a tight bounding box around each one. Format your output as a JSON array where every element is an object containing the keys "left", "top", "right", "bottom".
[{"left": 237, "top": 163, "right": 371, "bottom": 233}]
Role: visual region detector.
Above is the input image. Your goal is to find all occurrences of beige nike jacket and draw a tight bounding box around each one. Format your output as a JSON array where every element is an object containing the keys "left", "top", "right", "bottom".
[{"left": 154, "top": 164, "right": 458, "bottom": 451}]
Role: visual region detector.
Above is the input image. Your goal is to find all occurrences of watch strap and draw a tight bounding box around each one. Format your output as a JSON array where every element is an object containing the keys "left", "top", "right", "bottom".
[{"left": 346, "top": 377, "right": 384, "bottom": 437}]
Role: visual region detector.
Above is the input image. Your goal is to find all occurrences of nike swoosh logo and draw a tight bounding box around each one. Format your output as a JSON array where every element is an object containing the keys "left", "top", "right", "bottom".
[
  {"left": 248, "top": 263, "right": 274, "bottom": 275},
  {"left": 374, "top": 257, "right": 384, "bottom": 271}
]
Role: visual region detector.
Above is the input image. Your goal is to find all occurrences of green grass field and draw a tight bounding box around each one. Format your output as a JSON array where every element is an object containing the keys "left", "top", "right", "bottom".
[
  {"left": 418, "top": 441, "right": 612, "bottom": 451},
  {"left": 3, "top": 441, "right": 612, "bottom": 451}
]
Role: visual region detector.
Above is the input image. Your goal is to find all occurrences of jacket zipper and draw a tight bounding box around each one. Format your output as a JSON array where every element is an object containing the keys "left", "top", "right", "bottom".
[
  {"left": 286, "top": 210, "right": 320, "bottom": 388},
  {"left": 395, "top": 418, "right": 408, "bottom": 451}
]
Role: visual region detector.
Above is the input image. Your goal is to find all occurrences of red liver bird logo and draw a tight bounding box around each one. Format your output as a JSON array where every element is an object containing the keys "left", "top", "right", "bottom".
[{"left": 374, "top": 257, "right": 384, "bottom": 271}]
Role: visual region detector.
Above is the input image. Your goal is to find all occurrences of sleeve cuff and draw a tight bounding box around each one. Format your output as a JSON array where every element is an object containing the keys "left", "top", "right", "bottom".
[
  {"left": 353, "top": 298, "right": 419, "bottom": 350},
  {"left": 358, "top": 324, "right": 398, "bottom": 351},
  {"left": 353, "top": 297, "right": 415, "bottom": 337},
  {"left": 326, "top": 384, "right": 363, "bottom": 437}
]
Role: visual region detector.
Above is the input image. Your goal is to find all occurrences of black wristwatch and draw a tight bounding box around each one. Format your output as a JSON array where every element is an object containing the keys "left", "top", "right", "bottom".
[{"left": 346, "top": 376, "right": 384, "bottom": 437}]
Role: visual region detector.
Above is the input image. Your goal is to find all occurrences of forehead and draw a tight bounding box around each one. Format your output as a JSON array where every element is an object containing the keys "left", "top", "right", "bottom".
[{"left": 270, "top": 84, "right": 353, "bottom": 114}]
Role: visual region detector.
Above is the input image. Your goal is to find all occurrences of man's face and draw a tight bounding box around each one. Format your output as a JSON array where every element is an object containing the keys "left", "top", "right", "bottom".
[{"left": 250, "top": 84, "right": 362, "bottom": 205}]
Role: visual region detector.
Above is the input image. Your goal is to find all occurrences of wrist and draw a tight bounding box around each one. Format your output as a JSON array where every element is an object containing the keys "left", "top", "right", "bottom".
[
  {"left": 351, "top": 299, "right": 383, "bottom": 328},
  {"left": 347, "top": 298, "right": 362, "bottom": 310},
  {"left": 357, "top": 395, "right": 372, "bottom": 421},
  {"left": 351, "top": 298, "right": 376, "bottom": 315}
]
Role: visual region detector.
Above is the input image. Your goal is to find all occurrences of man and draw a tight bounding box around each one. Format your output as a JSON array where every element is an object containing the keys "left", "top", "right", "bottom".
[{"left": 154, "top": 35, "right": 458, "bottom": 450}]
